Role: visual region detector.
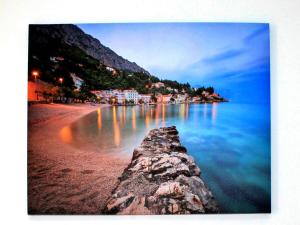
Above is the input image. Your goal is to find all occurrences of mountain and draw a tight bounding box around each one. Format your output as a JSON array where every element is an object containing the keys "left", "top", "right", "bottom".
[
  {"left": 29, "top": 24, "right": 149, "bottom": 74},
  {"left": 28, "top": 24, "right": 213, "bottom": 97}
]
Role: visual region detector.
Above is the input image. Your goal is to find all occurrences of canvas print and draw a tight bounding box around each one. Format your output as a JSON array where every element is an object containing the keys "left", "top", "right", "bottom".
[{"left": 28, "top": 23, "right": 270, "bottom": 214}]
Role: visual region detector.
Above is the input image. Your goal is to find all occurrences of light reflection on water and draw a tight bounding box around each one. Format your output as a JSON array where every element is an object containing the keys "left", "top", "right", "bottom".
[{"left": 60, "top": 103, "right": 270, "bottom": 213}]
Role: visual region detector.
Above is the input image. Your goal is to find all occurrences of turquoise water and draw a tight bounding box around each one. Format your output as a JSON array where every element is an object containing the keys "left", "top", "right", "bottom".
[{"left": 61, "top": 103, "right": 271, "bottom": 213}]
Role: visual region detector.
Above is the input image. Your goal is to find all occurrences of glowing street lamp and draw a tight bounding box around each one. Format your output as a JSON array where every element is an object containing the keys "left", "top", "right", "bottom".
[
  {"left": 32, "top": 70, "right": 39, "bottom": 81},
  {"left": 32, "top": 71, "right": 39, "bottom": 100},
  {"left": 58, "top": 77, "right": 64, "bottom": 102}
]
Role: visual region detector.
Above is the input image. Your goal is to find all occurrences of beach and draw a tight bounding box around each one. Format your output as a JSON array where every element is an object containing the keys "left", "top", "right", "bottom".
[{"left": 28, "top": 103, "right": 130, "bottom": 214}]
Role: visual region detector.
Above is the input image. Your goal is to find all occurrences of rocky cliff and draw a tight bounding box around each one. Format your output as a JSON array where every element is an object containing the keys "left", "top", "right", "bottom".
[
  {"left": 29, "top": 24, "right": 149, "bottom": 74},
  {"left": 103, "top": 126, "right": 219, "bottom": 214}
]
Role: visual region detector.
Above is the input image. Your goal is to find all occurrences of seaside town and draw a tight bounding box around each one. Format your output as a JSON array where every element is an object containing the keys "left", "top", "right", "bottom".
[{"left": 28, "top": 65, "right": 227, "bottom": 106}]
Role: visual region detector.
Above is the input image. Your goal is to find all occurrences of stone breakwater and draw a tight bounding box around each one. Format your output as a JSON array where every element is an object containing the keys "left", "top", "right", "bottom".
[{"left": 103, "top": 126, "right": 219, "bottom": 214}]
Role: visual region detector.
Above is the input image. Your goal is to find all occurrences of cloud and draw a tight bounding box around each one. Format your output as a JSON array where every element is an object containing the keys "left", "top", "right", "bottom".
[
  {"left": 202, "top": 49, "right": 245, "bottom": 64},
  {"left": 243, "top": 25, "right": 269, "bottom": 43},
  {"left": 196, "top": 56, "right": 270, "bottom": 84}
]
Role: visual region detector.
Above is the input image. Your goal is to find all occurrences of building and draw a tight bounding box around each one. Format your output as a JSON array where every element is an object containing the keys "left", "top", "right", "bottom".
[
  {"left": 175, "top": 94, "right": 187, "bottom": 103},
  {"left": 202, "top": 91, "right": 210, "bottom": 97},
  {"left": 116, "top": 92, "right": 126, "bottom": 104},
  {"left": 90, "top": 90, "right": 112, "bottom": 101},
  {"left": 70, "top": 73, "right": 83, "bottom": 90},
  {"left": 90, "top": 89, "right": 142, "bottom": 104},
  {"left": 192, "top": 96, "right": 201, "bottom": 102},
  {"left": 156, "top": 94, "right": 163, "bottom": 103},
  {"left": 162, "top": 94, "right": 172, "bottom": 103},
  {"left": 124, "top": 89, "right": 139, "bottom": 104},
  {"left": 50, "top": 56, "right": 65, "bottom": 62},
  {"left": 152, "top": 82, "right": 165, "bottom": 89},
  {"left": 106, "top": 66, "right": 117, "bottom": 75},
  {"left": 90, "top": 90, "right": 103, "bottom": 99},
  {"left": 155, "top": 94, "right": 172, "bottom": 104},
  {"left": 139, "top": 94, "right": 152, "bottom": 104}
]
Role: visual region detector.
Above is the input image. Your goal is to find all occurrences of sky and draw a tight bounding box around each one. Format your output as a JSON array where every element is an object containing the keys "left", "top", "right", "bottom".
[{"left": 77, "top": 23, "right": 270, "bottom": 103}]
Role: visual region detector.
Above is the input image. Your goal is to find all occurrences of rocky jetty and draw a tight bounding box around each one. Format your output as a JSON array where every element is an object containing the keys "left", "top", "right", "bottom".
[{"left": 103, "top": 126, "right": 219, "bottom": 215}]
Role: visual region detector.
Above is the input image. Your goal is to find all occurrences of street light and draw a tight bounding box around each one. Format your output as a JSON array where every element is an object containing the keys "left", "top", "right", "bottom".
[
  {"left": 59, "top": 77, "right": 63, "bottom": 85},
  {"left": 32, "top": 70, "right": 39, "bottom": 80},
  {"left": 32, "top": 71, "right": 39, "bottom": 100},
  {"left": 58, "top": 77, "right": 64, "bottom": 102}
]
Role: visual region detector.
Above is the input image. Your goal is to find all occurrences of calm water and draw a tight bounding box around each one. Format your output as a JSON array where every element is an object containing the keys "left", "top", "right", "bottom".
[{"left": 60, "top": 103, "right": 271, "bottom": 213}]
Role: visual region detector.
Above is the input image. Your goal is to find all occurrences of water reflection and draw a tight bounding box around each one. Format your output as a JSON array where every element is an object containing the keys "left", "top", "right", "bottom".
[
  {"left": 203, "top": 103, "right": 207, "bottom": 120},
  {"left": 145, "top": 110, "right": 150, "bottom": 128},
  {"left": 212, "top": 102, "right": 218, "bottom": 125},
  {"left": 131, "top": 107, "right": 136, "bottom": 131},
  {"left": 185, "top": 103, "right": 189, "bottom": 120},
  {"left": 180, "top": 104, "right": 185, "bottom": 120},
  {"left": 162, "top": 104, "right": 166, "bottom": 126},
  {"left": 97, "top": 108, "right": 102, "bottom": 130},
  {"left": 122, "top": 106, "right": 126, "bottom": 125},
  {"left": 112, "top": 106, "right": 121, "bottom": 146},
  {"left": 60, "top": 103, "right": 270, "bottom": 213}
]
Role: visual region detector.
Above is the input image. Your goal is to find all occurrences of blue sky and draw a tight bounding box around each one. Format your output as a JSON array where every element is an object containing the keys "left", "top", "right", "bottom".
[{"left": 77, "top": 23, "right": 270, "bottom": 103}]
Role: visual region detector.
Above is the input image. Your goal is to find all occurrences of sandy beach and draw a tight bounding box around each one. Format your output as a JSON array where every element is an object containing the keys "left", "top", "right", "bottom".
[{"left": 28, "top": 103, "right": 131, "bottom": 214}]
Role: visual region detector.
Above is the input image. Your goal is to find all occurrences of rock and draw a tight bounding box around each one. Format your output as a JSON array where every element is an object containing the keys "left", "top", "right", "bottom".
[
  {"left": 155, "top": 182, "right": 185, "bottom": 198},
  {"left": 103, "top": 126, "right": 219, "bottom": 214},
  {"left": 106, "top": 193, "right": 135, "bottom": 213}
]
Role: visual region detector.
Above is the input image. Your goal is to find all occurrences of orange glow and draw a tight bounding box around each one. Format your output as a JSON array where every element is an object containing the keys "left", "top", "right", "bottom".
[
  {"left": 122, "top": 106, "right": 126, "bottom": 125},
  {"left": 59, "top": 126, "right": 73, "bottom": 143},
  {"left": 59, "top": 77, "right": 63, "bottom": 83},
  {"left": 162, "top": 103, "right": 166, "bottom": 125},
  {"left": 155, "top": 105, "right": 160, "bottom": 125},
  {"left": 32, "top": 71, "right": 39, "bottom": 77},
  {"left": 112, "top": 106, "right": 121, "bottom": 146},
  {"left": 185, "top": 103, "right": 189, "bottom": 120},
  {"left": 180, "top": 103, "right": 185, "bottom": 120},
  {"left": 132, "top": 107, "right": 136, "bottom": 131},
  {"left": 145, "top": 111, "right": 150, "bottom": 128},
  {"left": 212, "top": 102, "right": 218, "bottom": 124},
  {"left": 141, "top": 105, "right": 145, "bottom": 117},
  {"left": 97, "top": 108, "right": 102, "bottom": 130}
]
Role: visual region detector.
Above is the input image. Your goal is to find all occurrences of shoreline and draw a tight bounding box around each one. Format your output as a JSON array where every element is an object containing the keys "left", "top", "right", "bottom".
[{"left": 28, "top": 103, "right": 131, "bottom": 214}]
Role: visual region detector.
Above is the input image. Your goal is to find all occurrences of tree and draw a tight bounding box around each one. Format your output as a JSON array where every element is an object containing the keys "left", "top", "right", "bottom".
[
  {"left": 206, "top": 87, "right": 214, "bottom": 94},
  {"left": 151, "top": 94, "right": 157, "bottom": 103}
]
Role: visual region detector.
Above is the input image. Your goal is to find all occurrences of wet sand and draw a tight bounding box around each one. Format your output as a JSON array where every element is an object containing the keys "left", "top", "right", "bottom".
[{"left": 28, "top": 103, "right": 131, "bottom": 214}]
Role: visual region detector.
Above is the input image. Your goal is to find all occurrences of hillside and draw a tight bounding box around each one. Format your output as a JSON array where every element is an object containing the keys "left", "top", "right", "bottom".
[{"left": 29, "top": 24, "right": 149, "bottom": 74}]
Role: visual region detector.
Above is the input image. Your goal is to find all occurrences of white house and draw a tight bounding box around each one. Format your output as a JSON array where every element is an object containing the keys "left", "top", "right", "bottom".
[
  {"left": 70, "top": 73, "right": 83, "bottom": 90},
  {"left": 152, "top": 82, "right": 165, "bottom": 89},
  {"left": 90, "top": 90, "right": 114, "bottom": 101},
  {"left": 116, "top": 92, "right": 126, "bottom": 104},
  {"left": 139, "top": 94, "right": 152, "bottom": 104},
  {"left": 175, "top": 94, "right": 187, "bottom": 103},
  {"left": 106, "top": 66, "right": 117, "bottom": 75},
  {"left": 124, "top": 89, "right": 139, "bottom": 104},
  {"left": 202, "top": 91, "right": 210, "bottom": 97}
]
